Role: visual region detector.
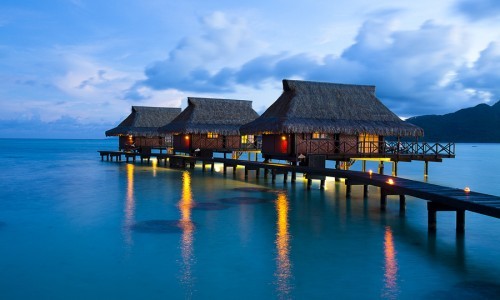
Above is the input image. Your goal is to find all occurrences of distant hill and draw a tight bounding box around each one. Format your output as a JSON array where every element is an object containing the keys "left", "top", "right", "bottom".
[{"left": 406, "top": 101, "right": 500, "bottom": 142}]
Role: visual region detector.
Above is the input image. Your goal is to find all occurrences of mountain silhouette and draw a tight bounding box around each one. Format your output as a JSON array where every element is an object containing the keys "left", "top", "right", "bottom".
[{"left": 406, "top": 101, "right": 500, "bottom": 142}]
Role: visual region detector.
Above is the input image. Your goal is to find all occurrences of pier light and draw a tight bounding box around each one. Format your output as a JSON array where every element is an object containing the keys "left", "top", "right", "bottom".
[
  {"left": 281, "top": 135, "right": 287, "bottom": 141},
  {"left": 464, "top": 186, "right": 471, "bottom": 193},
  {"left": 387, "top": 178, "right": 395, "bottom": 185},
  {"left": 185, "top": 135, "right": 190, "bottom": 140},
  {"left": 369, "top": 169, "right": 373, "bottom": 176}
]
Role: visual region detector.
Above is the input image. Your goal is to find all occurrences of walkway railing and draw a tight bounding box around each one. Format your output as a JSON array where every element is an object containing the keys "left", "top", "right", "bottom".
[
  {"left": 380, "top": 142, "right": 455, "bottom": 157},
  {"left": 296, "top": 140, "right": 455, "bottom": 158}
]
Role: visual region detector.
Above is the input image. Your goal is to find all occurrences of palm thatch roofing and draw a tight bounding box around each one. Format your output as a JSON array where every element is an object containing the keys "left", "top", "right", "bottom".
[
  {"left": 240, "top": 79, "right": 424, "bottom": 137},
  {"left": 159, "top": 97, "right": 259, "bottom": 135},
  {"left": 105, "top": 106, "right": 181, "bottom": 137}
]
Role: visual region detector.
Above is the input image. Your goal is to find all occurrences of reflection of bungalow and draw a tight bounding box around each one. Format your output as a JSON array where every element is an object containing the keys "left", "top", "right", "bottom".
[
  {"left": 106, "top": 106, "right": 181, "bottom": 152},
  {"left": 240, "top": 79, "right": 423, "bottom": 165},
  {"left": 159, "top": 97, "right": 259, "bottom": 156}
]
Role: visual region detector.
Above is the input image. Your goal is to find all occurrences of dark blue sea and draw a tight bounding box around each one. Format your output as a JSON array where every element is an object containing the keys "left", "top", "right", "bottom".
[{"left": 1, "top": 139, "right": 499, "bottom": 299}]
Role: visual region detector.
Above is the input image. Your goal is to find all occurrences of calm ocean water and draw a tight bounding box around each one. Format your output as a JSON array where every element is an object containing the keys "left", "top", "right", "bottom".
[{"left": 1, "top": 139, "right": 499, "bottom": 299}]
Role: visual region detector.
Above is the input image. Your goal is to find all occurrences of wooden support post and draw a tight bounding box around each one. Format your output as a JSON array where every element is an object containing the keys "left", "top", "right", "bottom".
[
  {"left": 211, "top": 163, "right": 214, "bottom": 172},
  {"left": 363, "top": 185, "right": 368, "bottom": 198},
  {"left": 256, "top": 168, "right": 260, "bottom": 178},
  {"left": 272, "top": 170, "right": 276, "bottom": 183},
  {"left": 223, "top": 165, "right": 227, "bottom": 175},
  {"left": 362, "top": 160, "right": 366, "bottom": 172},
  {"left": 428, "top": 206, "right": 437, "bottom": 232},
  {"left": 346, "top": 184, "right": 351, "bottom": 197},
  {"left": 427, "top": 202, "right": 465, "bottom": 232},
  {"left": 392, "top": 161, "right": 398, "bottom": 176},
  {"left": 307, "top": 179, "right": 312, "bottom": 190},
  {"left": 399, "top": 195, "right": 406, "bottom": 213},
  {"left": 264, "top": 168, "right": 269, "bottom": 179},
  {"left": 320, "top": 180, "right": 325, "bottom": 190},
  {"left": 335, "top": 161, "right": 340, "bottom": 182},
  {"left": 378, "top": 161, "right": 384, "bottom": 175},
  {"left": 233, "top": 165, "right": 236, "bottom": 175},
  {"left": 457, "top": 209, "right": 465, "bottom": 233},
  {"left": 380, "top": 189, "right": 387, "bottom": 211},
  {"left": 424, "top": 161, "right": 429, "bottom": 178},
  {"left": 244, "top": 167, "right": 248, "bottom": 178}
]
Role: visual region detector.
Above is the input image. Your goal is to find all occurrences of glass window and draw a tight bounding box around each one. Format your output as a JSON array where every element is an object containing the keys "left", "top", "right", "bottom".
[
  {"left": 241, "top": 135, "right": 254, "bottom": 144},
  {"left": 358, "top": 134, "right": 379, "bottom": 153},
  {"left": 312, "top": 132, "right": 327, "bottom": 139},
  {"left": 207, "top": 132, "right": 218, "bottom": 139}
]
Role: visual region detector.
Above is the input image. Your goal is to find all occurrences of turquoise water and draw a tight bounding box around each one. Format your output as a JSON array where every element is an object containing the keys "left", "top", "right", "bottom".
[{"left": 1, "top": 139, "right": 500, "bottom": 299}]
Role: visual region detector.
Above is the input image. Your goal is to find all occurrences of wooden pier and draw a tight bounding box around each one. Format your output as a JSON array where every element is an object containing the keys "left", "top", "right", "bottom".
[{"left": 98, "top": 151, "right": 500, "bottom": 232}]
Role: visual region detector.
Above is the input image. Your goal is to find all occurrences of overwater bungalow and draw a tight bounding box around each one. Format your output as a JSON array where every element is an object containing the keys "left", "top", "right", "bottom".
[
  {"left": 240, "top": 79, "right": 448, "bottom": 168},
  {"left": 106, "top": 106, "right": 181, "bottom": 152},
  {"left": 159, "top": 97, "right": 259, "bottom": 157}
]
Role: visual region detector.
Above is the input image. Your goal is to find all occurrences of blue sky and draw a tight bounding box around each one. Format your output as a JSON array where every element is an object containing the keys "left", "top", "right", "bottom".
[{"left": 1, "top": 0, "right": 499, "bottom": 138}]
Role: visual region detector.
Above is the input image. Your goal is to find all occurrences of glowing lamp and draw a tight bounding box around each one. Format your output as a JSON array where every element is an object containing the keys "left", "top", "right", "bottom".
[
  {"left": 281, "top": 135, "right": 287, "bottom": 141},
  {"left": 464, "top": 187, "right": 471, "bottom": 193},
  {"left": 369, "top": 169, "right": 373, "bottom": 176},
  {"left": 387, "top": 178, "right": 395, "bottom": 185},
  {"left": 185, "top": 135, "right": 190, "bottom": 140}
]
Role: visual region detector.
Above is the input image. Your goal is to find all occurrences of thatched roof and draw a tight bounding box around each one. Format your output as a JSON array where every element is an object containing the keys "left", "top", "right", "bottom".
[
  {"left": 240, "top": 79, "right": 424, "bottom": 137},
  {"left": 159, "top": 97, "right": 259, "bottom": 135},
  {"left": 106, "top": 106, "right": 181, "bottom": 137}
]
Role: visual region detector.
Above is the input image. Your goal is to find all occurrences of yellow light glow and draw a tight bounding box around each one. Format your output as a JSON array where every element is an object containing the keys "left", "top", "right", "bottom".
[
  {"left": 383, "top": 226, "right": 399, "bottom": 298},
  {"left": 214, "top": 165, "right": 221, "bottom": 172},
  {"left": 281, "top": 135, "right": 287, "bottom": 141},
  {"left": 151, "top": 159, "right": 157, "bottom": 177},
  {"left": 369, "top": 169, "right": 373, "bottom": 176},
  {"left": 275, "top": 192, "right": 292, "bottom": 297},
  {"left": 179, "top": 171, "right": 194, "bottom": 289},
  {"left": 124, "top": 163, "right": 135, "bottom": 246},
  {"left": 387, "top": 178, "right": 395, "bottom": 185},
  {"left": 464, "top": 187, "right": 471, "bottom": 193}
]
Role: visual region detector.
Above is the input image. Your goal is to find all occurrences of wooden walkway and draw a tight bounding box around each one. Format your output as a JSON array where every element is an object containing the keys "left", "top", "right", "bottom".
[{"left": 98, "top": 151, "right": 500, "bottom": 232}]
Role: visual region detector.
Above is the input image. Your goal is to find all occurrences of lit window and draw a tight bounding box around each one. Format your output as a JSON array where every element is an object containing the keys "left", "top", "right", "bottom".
[
  {"left": 207, "top": 132, "right": 218, "bottom": 139},
  {"left": 312, "top": 132, "right": 327, "bottom": 139},
  {"left": 358, "top": 134, "right": 379, "bottom": 153},
  {"left": 241, "top": 135, "right": 254, "bottom": 144}
]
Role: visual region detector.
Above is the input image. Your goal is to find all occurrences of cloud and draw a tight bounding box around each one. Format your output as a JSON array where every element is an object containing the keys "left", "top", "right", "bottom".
[
  {"left": 457, "top": 42, "right": 500, "bottom": 102},
  {"left": 455, "top": 0, "right": 500, "bottom": 21},
  {"left": 0, "top": 115, "right": 113, "bottom": 139},
  {"left": 136, "top": 11, "right": 266, "bottom": 94},
  {"left": 133, "top": 12, "right": 500, "bottom": 117}
]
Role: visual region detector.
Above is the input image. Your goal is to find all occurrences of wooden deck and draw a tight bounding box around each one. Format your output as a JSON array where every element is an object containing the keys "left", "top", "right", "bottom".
[{"left": 98, "top": 151, "right": 500, "bottom": 231}]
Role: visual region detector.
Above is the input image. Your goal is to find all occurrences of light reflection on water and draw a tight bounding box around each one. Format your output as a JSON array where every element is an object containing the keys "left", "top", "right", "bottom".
[
  {"left": 382, "top": 226, "right": 399, "bottom": 299},
  {"left": 275, "top": 191, "right": 293, "bottom": 298},
  {"left": 179, "top": 171, "right": 195, "bottom": 297},
  {"left": 151, "top": 158, "right": 158, "bottom": 177},
  {"left": 123, "top": 163, "right": 135, "bottom": 247}
]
